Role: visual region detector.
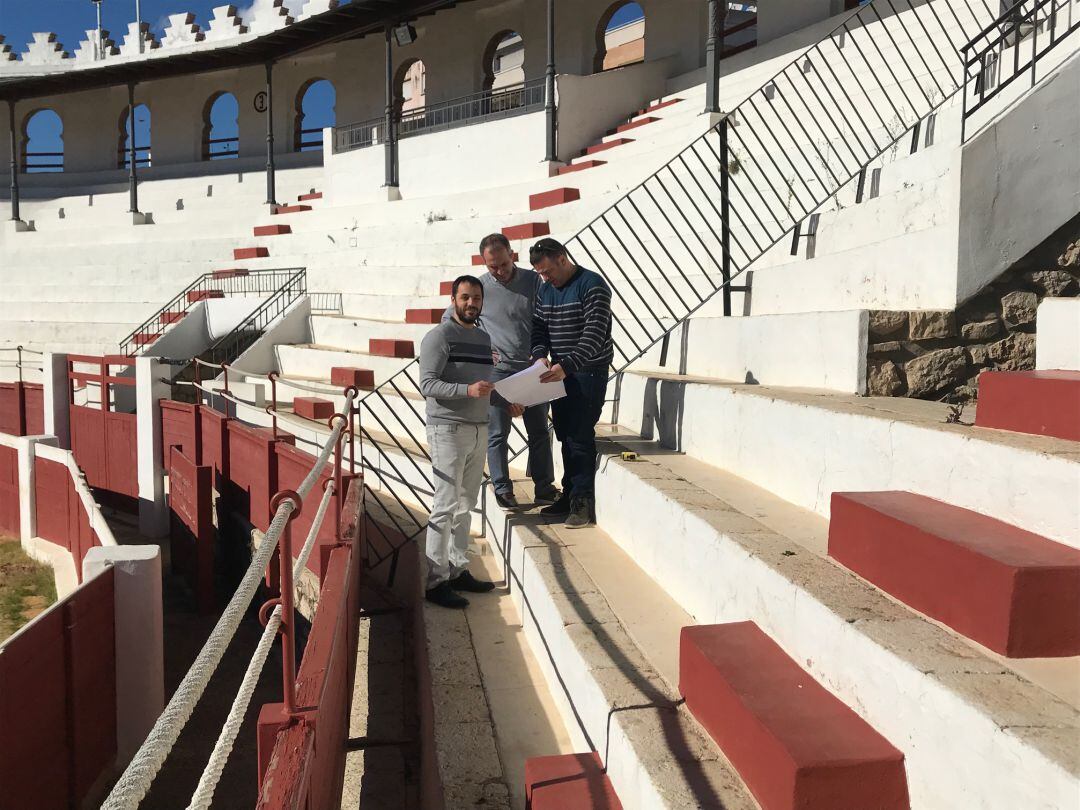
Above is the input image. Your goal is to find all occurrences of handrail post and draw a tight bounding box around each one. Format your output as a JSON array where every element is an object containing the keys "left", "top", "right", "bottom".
[
  {"left": 267, "top": 372, "right": 279, "bottom": 438},
  {"left": 8, "top": 100, "right": 20, "bottom": 224},
  {"left": 718, "top": 117, "right": 732, "bottom": 317},
  {"left": 545, "top": 0, "right": 558, "bottom": 162},
  {"left": 270, "top": 491, "right": 302, "bottom": 716},
  {"left": 705, "top": 0, "right": 722, "bottom": 113},
  {"left": 265, "top": 62, "right": 278, "bottom": 207},
  {"left": 127, "top": 83, "right": 140, "bottom": 215},
  {"left": 383, "top": 25, "right": 398, "bottom": 190}
]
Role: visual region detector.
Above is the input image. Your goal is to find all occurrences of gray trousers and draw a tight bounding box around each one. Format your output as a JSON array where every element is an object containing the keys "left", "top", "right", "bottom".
[
  {"left": 425, "top": 422, "right": 488, "bottom": 589},
  {"left": 488, "top": 370, "right": 556, "bottom": 498}
]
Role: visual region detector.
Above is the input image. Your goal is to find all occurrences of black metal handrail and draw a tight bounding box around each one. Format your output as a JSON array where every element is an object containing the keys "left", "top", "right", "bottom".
[
  {"left": 354, "top": 0, "right": 1008, "bottom": 568},
  {"left": 333, "top": 78, "right": 546, "bottom": 155},
  {"left": 198, "top": 269, "right": 307, "bottom": 367},
  {"left": 119, "top": 268, "right": 306, "bottom": 357},
  {"left": 960, "top": 0, "right": 1078, "bottom": 140}
]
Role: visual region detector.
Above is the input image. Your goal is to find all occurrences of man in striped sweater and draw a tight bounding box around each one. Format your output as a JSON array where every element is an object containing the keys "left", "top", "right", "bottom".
[{"left": 529, "top": 238, "right": 614, "bottom": 529}]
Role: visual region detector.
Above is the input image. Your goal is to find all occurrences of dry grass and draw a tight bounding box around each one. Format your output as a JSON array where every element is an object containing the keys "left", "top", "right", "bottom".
[{"left": 0, "top": 535, "right": 57, "bottom": 643}]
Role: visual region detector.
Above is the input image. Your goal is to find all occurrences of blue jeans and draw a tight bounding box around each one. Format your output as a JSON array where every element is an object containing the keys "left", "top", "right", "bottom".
[
  {"left": 488, "top": 370, "right": 556, "bottom": 497},
  {"left": 550, "top": 369, "right": 608, "bottom": 499}
]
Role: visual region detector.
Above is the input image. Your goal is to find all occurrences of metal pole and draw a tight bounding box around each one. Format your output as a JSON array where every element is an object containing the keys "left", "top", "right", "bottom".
[
  {"left": 705, "top": 0, "right": 721, "bottom": 113},
  {"left": 719, "top": 117, "right": 732, "bottom": 317},
  {"left": 265, "top": 62, "right": 277, "bottom": 206},
  {"left": 95, "top": 1, "right": 103, "bottom": 60},
  {"left": 127, "top": 83, "right": 139, "bottom": 214},
  {"left": 545, "top": 0, "right": 557, "bottom": 162},
  {"left": 7, "top": 101, "right": 19, "bottom": 223},
  {"left": 136, "top": 0, "right": 144, "bottom": 53},
  {"left": 384, "top": 26, "right": 397, "bottom": 188}
]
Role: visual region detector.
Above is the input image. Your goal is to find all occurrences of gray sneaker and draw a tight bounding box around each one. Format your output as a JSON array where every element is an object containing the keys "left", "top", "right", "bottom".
[{"left": 564, "top": 496, "right": 594, "bottom": 530}]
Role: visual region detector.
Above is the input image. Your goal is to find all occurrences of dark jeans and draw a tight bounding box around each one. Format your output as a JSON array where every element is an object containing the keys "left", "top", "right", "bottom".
[
  {"left": 488, "top": 374, "right": 556, "bottom": 497},
  {"left": 550, "top": 369, "right": 608, "bottom": 500}
]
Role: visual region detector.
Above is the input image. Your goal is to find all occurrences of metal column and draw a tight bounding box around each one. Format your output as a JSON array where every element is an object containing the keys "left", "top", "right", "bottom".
[
  {"left": 384, "top": 26, "right": 398, "bottom": 188},
  {"left": 265, "top": 62, "right": 277, "bottom": 206},
  {"left": 7, "top": 101, "right": 19, "bottom": 223},
  {"left": 127, "top": 83, "right": 140, "bottom": 214},
  {"left": 545, "top": 0, "right": 557, "bottom": 162},
  {"left": 705, "top": 0, "right": 722, "bottom": 113},
  {"left": 718, "top": 117, "right": 732, "bottom": 316}
]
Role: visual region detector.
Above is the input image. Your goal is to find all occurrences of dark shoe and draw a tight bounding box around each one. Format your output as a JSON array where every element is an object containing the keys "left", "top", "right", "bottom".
[
  {"left": 540, "top": 492, "right": 572, "bottom": 517},
  {"left": 534, "top": 488, "right": 562, "bottom": 506},
  {"left": 451, "top": 570, "right": 496, "bottom": 593},
  {"left": 425, "top": 581, "right": 469, "bottom": 609},
  {"left": 564, "top": 497, "right": 594, "bottom": 530},
  {"left": 495, "top": 492, "right": 521, "bottom": 511}
]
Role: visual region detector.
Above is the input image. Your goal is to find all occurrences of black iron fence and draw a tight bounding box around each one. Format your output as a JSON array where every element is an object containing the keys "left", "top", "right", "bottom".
[
  {"left": 961, "top": 0, "right": 1078, "bottom": 140},
  {"left": 119, "top": 268, "right": 306, "bottom": 357},
  {"left": 351, "top": 0, "right": 1036, "bottom": 567},
  {"left": 333, "top": 78, "right": 546, "bottom": 155}
]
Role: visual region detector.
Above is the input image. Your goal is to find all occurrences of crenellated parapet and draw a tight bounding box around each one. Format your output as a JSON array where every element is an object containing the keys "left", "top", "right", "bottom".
[
  {"left": 73, "top": 29, "right": 120, "bottom": 63},
  {"left": 296, "top": 0, "right": 340, "bottom": 22},
  {"left": 245, "top": 0, "right": 295, "bottom": 36},
  {"left": 23, "top": 32, "right": 70, "bottom": 65},
  {"left": 0, "top": 35, "right": 15, "bottom": 62},
  {"left": 161, "top": 13, "right": 206, "bottom": 48},
  {"left": 119, "top": 23, "right": 162, "bottom": 57},
  {"left": 204, "top": 5, "right": 250, "bottom": 43}
]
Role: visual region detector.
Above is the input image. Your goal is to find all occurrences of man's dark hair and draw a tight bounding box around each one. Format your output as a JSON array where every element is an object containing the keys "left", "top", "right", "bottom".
[
  {"left": 452, "top": 274, "right": 484, "bottom": 297},
  {"left": 529, "top": 237, "right": 569, "bottom": 265},
  {"left": 479, "top": 233, "right": 512, "bottom": 255}
]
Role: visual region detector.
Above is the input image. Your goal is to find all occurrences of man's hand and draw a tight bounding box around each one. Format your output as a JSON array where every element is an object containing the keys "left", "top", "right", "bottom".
[
  {"left": 534, "top": 357, "right": 551, "bottom": 369},
  {"left": 508, "top": 403, "right": 526, "bottom": 418},
  {"left": 492, "top": 348, "right": 502, "bottom": 366},
  {"left": 467, "top": 381, "right": 495, "bottom": 398},
  {"left": 539, "top": 363, "right": 566, "bottom": 384}
]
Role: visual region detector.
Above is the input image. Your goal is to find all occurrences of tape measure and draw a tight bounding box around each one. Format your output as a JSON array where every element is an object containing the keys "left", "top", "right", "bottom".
[{"left": 620, "top": 451, "right": 640, "bottom": 462}]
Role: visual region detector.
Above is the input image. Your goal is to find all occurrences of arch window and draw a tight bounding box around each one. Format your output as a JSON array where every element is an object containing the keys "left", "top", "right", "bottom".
[
  {"left": 203, "top": 92, "right": 239, "bottom": 160},
  {"left": 596, "top": 1, "right": 646, "bottom": 73},
  {"left": 294, "top": 79, "right": 336, "bottom": 152},
  {"left": 483, "top": 31, "right": 525, "bottom": 91},
  {"left": 118, "top": 103, "right": 152, "bottom": 169},
  {"left": 23, "top": 109, "right": 64, "bottom": 173}
]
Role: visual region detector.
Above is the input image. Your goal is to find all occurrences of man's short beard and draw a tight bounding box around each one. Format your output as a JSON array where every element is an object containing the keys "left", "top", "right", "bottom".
[{"left": 456, "top": 305, "right": 480, "bottom": 324}]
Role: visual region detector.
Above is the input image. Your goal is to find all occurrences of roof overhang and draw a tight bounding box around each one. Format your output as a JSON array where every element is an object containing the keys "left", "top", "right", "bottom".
[{"left": 0, "top": 0, "right": 469, "bottom": 102}]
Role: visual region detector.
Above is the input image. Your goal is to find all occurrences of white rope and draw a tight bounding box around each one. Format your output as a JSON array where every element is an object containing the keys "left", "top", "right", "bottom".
[
  {"left": 101, "top": 391, "right": 354, "bottom": 810},
  {"left": 185, "top": 480, "right": 336, "bottom": 810}
]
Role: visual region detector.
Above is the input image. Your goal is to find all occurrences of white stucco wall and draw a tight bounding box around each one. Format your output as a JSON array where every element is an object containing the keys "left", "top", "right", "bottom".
[{"left": 1036, "top": 297, "right": 1080, "bottom": 371}]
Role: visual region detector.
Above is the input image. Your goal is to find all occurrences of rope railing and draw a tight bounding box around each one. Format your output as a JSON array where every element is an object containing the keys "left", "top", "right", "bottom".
[{"left": 100, "top": 386, "right": 356, "bottom": 810}]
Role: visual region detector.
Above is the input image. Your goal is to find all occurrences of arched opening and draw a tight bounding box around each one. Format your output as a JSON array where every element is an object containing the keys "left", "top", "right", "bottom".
[
  {"left": 483, "top": 30, "right": 525, "bottom": 91},
  {"left": 595, "top": 1, "right": 646, "bottom": 73},
  {"left": 294, "top": 78, "right": 336, "bottom": 152},
  {"left": 395, "top": 58, "right": 428, "bottom": 135},
  {"left": 118, "top": 103, "right": 152, "bottom": 169},
  {"left": 202, "top": 92, "right": 239, "bottom": 160},
  {"left": 22, "top": 109, "right": 63, "bottom": 173}
]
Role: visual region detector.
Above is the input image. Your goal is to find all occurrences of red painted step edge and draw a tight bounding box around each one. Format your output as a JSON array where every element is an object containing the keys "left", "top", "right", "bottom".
[
  {"left": 639, "top": 98, "right": 683, "bottom": 115},
  {"left": 502, "top": 222, "right": 550, "bottom": 241},
  {"left": 680, "top": 622, "right": 909, "bottom": 810},
  {"left": 159, "top": 311, "right": 187, "bottom": 325},
  {"left": 272, "top": 204, "right": 312, "bottom": 215},
  {"left": 187, "top": 289, "right": 225, "bottom": 303},
  {"left": 234, "top": 247, "right": 269, "bottom": 260},
  {"left": 298, "top": 191, "right": 323, "bottom": 201},
  {"left": 614, "top": 116, "right": 659, "bottom": 134},
  {"left": 529, "top": 187, "right": 581, "bottom": 211},
  {"left": 829, "top": 491, "right": 1080, "bottom": 657},
  {"left": 254, "top": 224, "right": 291, "bottom": 236},
  {"left": 584, "top": 138, "right": 634, "bottom": 156},
  {"left": 134, "top": 332, "right": 160, "bottom": 346},
  {"left": 369, "top": 339, "right": 414, "bottom": 359},
  {"left": 559, "top": 160, "right": 607, "bottom": 175},
  {"left": 212, "top": 268, "right": 249, "bottom": 279},
  {"left": 405, "top": 308, "right": 444, "bottom": 325},
  {"left": 331, "top": 367, "right": 375, "bottom": 390},
  {"left": 293, "top": 397, "right": 335, "bottom": 421},
  {"left": 439, "top": 281, "right": 454, "bottom": 295},
  {"left": 975, "top": 370, "right": 1080, "bottom": 441},
  {"left": 472, "top": 251, "right": 519, "bottom": 266},
  {"left": 524, "top": 752, "right": 622, "bottom": 810}
]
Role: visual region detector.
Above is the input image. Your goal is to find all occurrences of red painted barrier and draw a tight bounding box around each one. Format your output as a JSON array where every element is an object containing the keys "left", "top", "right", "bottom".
[
  {"left": 34, "top": 456, "right": 103, "bottom": 581},
  {"left": 0, "top": 381, "right": 44, "bottom": 436},
  {"left": 256, "top": 481, "right": 364, "bottom": 810},
  {"left": 0, "top": 567, "right": 117, "bottom": 810},
  {"left": 0, "top": 445, "right": 19, "bottom": 536},
  {"left": 168, "top": 446, "right": 216, "bottom": 614},
  {"left": 68, "top": 356, "right": 138, "bottom": 499}
]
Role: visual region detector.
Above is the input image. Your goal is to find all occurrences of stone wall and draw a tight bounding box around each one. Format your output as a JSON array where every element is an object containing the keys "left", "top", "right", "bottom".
[{"left": 867, "top": 218, "right": 1079, "bottom": 402}]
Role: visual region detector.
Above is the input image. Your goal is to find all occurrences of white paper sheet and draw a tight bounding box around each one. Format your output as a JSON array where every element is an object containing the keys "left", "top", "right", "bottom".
[{"left": 492, "top": 360, "right": 567, "bottom": 408}]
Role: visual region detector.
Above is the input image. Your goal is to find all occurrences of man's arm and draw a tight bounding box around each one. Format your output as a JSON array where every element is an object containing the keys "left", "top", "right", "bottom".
[
  {"left": 530, "top": 295, "right": 551, "bottom": 361},
  {"left": 418, "top": 331, "right": 470, "bottom": 400},
  {"left": 556, "top": 281, "right": 612, "bottom": 373}
]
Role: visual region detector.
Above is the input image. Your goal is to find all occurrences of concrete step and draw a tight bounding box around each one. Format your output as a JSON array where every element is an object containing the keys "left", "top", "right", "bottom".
[
  {"left": 829, "top": 491, "right": 1080, "bottom": 658},
  {"left": 680, "top": 621, "right": 909, "bottom": 810},
  {"left": 312, "top": 315, "right": 432, "bottom": 349},
  {"left": 592, "top": 438, "right": 1080, "bottom": 808},
  {"left": 524, "top": 753, "right": 622, "bottom": 810},
  {"left": 558, "top": 160, "right": 607, "bottom": 175},
  {"left": 276, "top": 344, "right": 414, "bottom": 385},
  {"left": 975, "top": 371, "right": 1080, "bottom": 442},
  {"left": 529, "top": 188, "right": 581, "bottom": 211}
]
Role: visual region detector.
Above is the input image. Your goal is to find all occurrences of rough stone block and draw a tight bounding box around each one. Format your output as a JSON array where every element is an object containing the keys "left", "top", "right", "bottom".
[
  {"left": 869, "top": 310, "right": 908, "bottom": 338},
  {"left": 975, "top": 370, "right": 1080, "bottom": 442},
  {"left": 1025, "top": 270, "right": 1077, "bottom": 297},
  {"left": 960, "top": 318, "right": 1001, "bottom": 342},
  {"left": 867, "top": 360, "right": 904, "bottom": 396},
  {"left": 293, "top": 397, "right": 334, "bottom": 421},
  {"left": 330, "top": 368, "right": 375, "bottom": 390},
  {"left": 680, "top": 621, "right": 910, "bottom": 810},
  {"left": 1001, "top": 291, "right": 1038, "bottom": 328},
  {"left": 524, "top": 752, "right": 622, "bottom": 810},
  {"left": 830, "top": 491, "right": 1080, "bottom": 657},
  {"left": 904, "top": 347, "right": 967, "bottom": 398},
  {"left": 909, "top": 310, "right": 955, "bottom": 340}
]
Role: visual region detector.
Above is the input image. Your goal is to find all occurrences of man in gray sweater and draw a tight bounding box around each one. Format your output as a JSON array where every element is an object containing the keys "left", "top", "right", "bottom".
[
  {"left": 443, "top": 233, "right": 558, "bottom": 511},
  {"left": 420, "top": 274, "right": 524, "bottom": 609}
]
